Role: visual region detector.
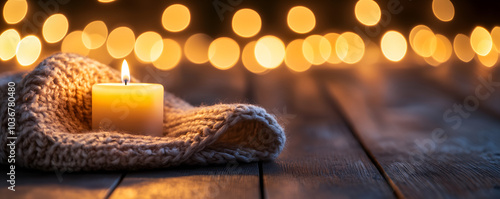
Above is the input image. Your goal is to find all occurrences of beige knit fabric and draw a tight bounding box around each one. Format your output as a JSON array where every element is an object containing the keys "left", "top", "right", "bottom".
[{"left": 0, "top": 53, "right": 285, "bottom": 172}]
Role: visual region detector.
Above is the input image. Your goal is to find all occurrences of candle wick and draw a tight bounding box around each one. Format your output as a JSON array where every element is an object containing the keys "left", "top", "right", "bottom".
[{"left": 124, "top": 79, "right": 128, "bottom": 85}]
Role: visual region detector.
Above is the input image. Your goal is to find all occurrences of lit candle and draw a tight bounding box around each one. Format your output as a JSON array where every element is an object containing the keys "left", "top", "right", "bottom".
[{"left": 92, "top": 60, "right": 164, "bottom": 136}]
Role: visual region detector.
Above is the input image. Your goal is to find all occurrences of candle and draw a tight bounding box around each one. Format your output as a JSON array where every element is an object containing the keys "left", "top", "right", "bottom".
[{"left": 92, "top": 60, "right": 164, "bottom": 136}]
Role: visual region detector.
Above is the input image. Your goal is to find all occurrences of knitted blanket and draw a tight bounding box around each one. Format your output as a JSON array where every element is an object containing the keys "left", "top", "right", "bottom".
[{"left": 0, "top": 53, "right": 285, "bottom": 172}]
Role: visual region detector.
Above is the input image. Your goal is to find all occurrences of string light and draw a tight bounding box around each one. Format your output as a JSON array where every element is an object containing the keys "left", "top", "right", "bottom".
[
  {"left": 3, "top": 0, "right": 27, "bottom": 24},
  {"left": 381, "top": 31, "right": 407, "bottom": 62},
  {"left": 162, "top": 4, "right": 191, "bottom": 32},
  {"left": 0, "top": 29, "right": 20, "bottom": 61},
  {"left": 107, "top": 27, "right": 135, "bottom": 59},
  {"left": 42, "top": 14, "right": 69, "bottom": 44},
  {"left": 355, "top": 0, "right": 381, "bottom": 26},
  {"left": 432, "top": 0, "right": 455, "bottom": 22},
  {"left": 287, "top": 6, "right": 316, "bottom": 34},
  {"left": 208, "top": 37, "right": 240, "bottom": 70},
  {"left": 255, "top": 35, "right": 286, "bottom": 69},
  {"left": 453, "top": 34, "right": 475, "bottom": 62},
  {"left": 16, "top": 35, "right": 42, "bottom": 66},
  {"left": 285, "top": 39, "right": 312, "bottom": 72}
]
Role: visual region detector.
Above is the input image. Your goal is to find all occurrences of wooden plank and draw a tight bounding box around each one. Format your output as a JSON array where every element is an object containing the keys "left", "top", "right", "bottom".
[
  {"left": 0, "top": 166, "right": 123, "bottom": 199},
  {"left": 318, "top": 66, "right": 500, "bottom": 199},
  {"left": 110, "top": 63, "right": 260, "bottom": 199},
  {"left": 110, "top": 164, "right": 259, "bottom": 199},
  {"left": 252, "top": 68, "right": 395, "bottom": 199}
]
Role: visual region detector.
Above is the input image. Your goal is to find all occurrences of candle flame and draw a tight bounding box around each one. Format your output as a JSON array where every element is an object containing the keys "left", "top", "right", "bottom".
[{"left": 121, "top": 59, "right": 130, "bottom": 85}]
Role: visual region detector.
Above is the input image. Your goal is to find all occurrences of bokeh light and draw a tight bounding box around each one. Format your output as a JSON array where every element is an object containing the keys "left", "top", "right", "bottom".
[
  {"left": 324, "top": 33, "right": 342, "bottom": 64},
  {"left": 0, "top": 29, "right": 20, "bottom": 61},
  {"left": 162, "top": 4, "right": 191, "bottom": 32},
  {"left": 208, "top": 37, "right": 240, "bottom": 70},
  {"left": 491, "top": 26, "right": 500, "bottom": 53},
  {"left": 153, "top": 39, "right": 182, "bottom": 70},
  {"left": 453, "top": 34, "right": 475, "bottom": 62},
  {"left": 302, "top": 35, "right": 331, "bottom": 65},
  {"left": 82, "top": 20, "right": 108, "bottom": 49},
  {"left": 478, "top": 49, "right": 498, "bottom": 67},
  {"left": 431, "top": 34, "right": 452, "bottom": 63},
  {"left": 432, "top": 0, "right": 455, "bottom": 22},
  {"left": 232, "top": 8, "right": 262, "bottom": 38},
  {"left": 106, "top": 26, "right": 135, "bottom": 59},
  {"left": 88, "top": 44, "right": 113, "bottom": 65},
  {"left": 287, "top": 6, "right": 315, "bottom": 34},
  {"left": 242, "top": 41, "right": 268, "bottom": 74},
  {"left": 285, "top": 39, "right": 312, "bottom": 72},
  {"left": 255, "top": 35, "right": 286, "bottom": 69},
  {"left": 42, "top": 14, "right": 69, "bottom": 44},
  {"left": 98, "top": 0, "right": 115, "bottom": 3},
  {"left": 381, "top": 31, "right": 407, "bottom": 62},
  {"left": 410, "top": 25, "right": 437, "bottom": 57},
  {"left": 470, "top": 26, "right": 493, "bottom": 56},
  {"left": 424, "top": 56, "right": 441, "bottom": 67},
  {"left": 3, "top": 0, "right": 27, "bottom": 24},
  {"left": 355, "top": 0, "right": 381, "bottom": 26},
  {"left": 336, "top": 32, "right": 365, "bottom": 64},
  {"left": 134, "top": 31, "right": 163, "bottom": 63},
  {"left": 184, "top": 33, "right": 212, "bottom": 64},
  {"left": 16, "top": 35, "right": 42, "bottom": 66},
  {"left": 61, "top": 31, "right": 90, "bottom": 56}
]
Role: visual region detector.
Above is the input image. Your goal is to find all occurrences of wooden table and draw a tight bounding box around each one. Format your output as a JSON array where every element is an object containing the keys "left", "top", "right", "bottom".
[{"left": 2, "top": 61, "right": 500, "bottom": 199}]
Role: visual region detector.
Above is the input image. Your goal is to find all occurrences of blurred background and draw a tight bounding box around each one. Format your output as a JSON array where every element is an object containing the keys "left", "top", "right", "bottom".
[{"left": 0, "top": 0, "right": 499, "bottom": 96}]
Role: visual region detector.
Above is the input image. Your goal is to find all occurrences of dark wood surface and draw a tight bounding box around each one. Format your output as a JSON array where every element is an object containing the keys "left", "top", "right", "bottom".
[
  {"left": 2, "top": 61, "right": 500, "bottom": 199},
  {"left": 317, "top": 65, "right": 500, "bottom": 199},
  {"left": 251, "top": 69, "right": 395, "bottom": 199}
]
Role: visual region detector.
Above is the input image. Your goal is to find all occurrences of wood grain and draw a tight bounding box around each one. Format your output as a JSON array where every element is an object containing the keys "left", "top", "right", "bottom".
[
  {"left": 252, "top": 69, "right": 395, "bottom": 199},
  {"left": 0, "top": 166, "right": 123, "bottom": 199},
  {"left": 318, "top": 66, "right": 500, "bottom": 199}
]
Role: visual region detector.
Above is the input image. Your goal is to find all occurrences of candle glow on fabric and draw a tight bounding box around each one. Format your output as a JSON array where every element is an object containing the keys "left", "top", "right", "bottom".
[{"left": 92, "top": 60, "right": 164, "bottom": 136}]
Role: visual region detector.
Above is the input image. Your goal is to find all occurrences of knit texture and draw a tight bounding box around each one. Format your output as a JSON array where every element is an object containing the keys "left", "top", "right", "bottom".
[{"left": 0, "top": 53, "right": 286, "bottom": 172}]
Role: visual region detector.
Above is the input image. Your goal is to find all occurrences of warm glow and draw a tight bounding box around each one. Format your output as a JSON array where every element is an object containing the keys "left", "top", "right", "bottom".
[
  {"left": 432, "top": 0, "right": 454, "bottom": 22},
  {"left": 381, "top": 31, "right": 407, "bottom": 62},
  {"left": 431, "top": 34, "right": 452, "bottom": 63},
  {"left": 42, "top": 14, "right": 68, "bottom": 44},
  {"left": 302, "top": 35, "right": 331, "bottom": 65},
  {"left": 491, "top": 26, "right": 500, "bottom": 53},
  {"left": 285, "top": 39, "right": 312, "bottom": 72},
  {"left": 135, "top": 31, "right": 163, "bottom": 63},
  {"left": 162, "top": 4, "right": 190, "bottom": 32},
  {"left": 3, "top": 0, "right": 27, "bottom": 24},
  {"left": 453, "top": 34, "right": 475, "bottom": 62},
  {"left": 98, "top": 0, "right": 115, "bottom": 2},
  {"left": 410, "top": 25, "right": 437, "bottom": 57},
  {"left": 88, "top": 44, "right": 113, "bottom": 65},
  {"left": 255, "top": 35, "right": 286, "bottom": 69},
  {"left": 121, "top": 59, "right": 130, "bottom": 83},
  {"left": 336, "top": 32, "right": 365, "bottom": 64},
  {"left": 16, "top": 35, "right": 41, "bottom": 66},
  {"left": 82, "top": 20, "right": 108, "bottom": 49},
  {"left": 184, "top": 33, "right": 212, "bottom": 64},
  {"left": 61, "top": 31, "right": 90, "bottom": 56},
  {"left": 242, "top": 41, "right": 268, "bottom": 74},
  {"left": 153, "top": 39, "right": 182, "bottom": 70},
  {"left": 470, "top": 26, "right": 493, "bottom": 56},
  {"left": 324, "top": 33, "right": 342, "bottom": 64},
  {"left": 0, "top": 29, "right": 20, "bottom": 61},
  {"left": 478, "top": 49, "right": 498, "bottom": 67},
  {"left": 232, "top": 8, "right": 261, "bottom": 38},
  {"left": 355, "top": 0, "right": 381, "bottom": 26},
  {"left": 208, "top": 37, "right": 240, "bottom": 70},
  {"left": 424, "top": 56, "right": 441, "bottom": 67},
  {"left": 107, "top": 26, "right": 135, "bottom": 58},
  {"left": 287, "top": 6, "right": 315, "bottom": 34}
]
